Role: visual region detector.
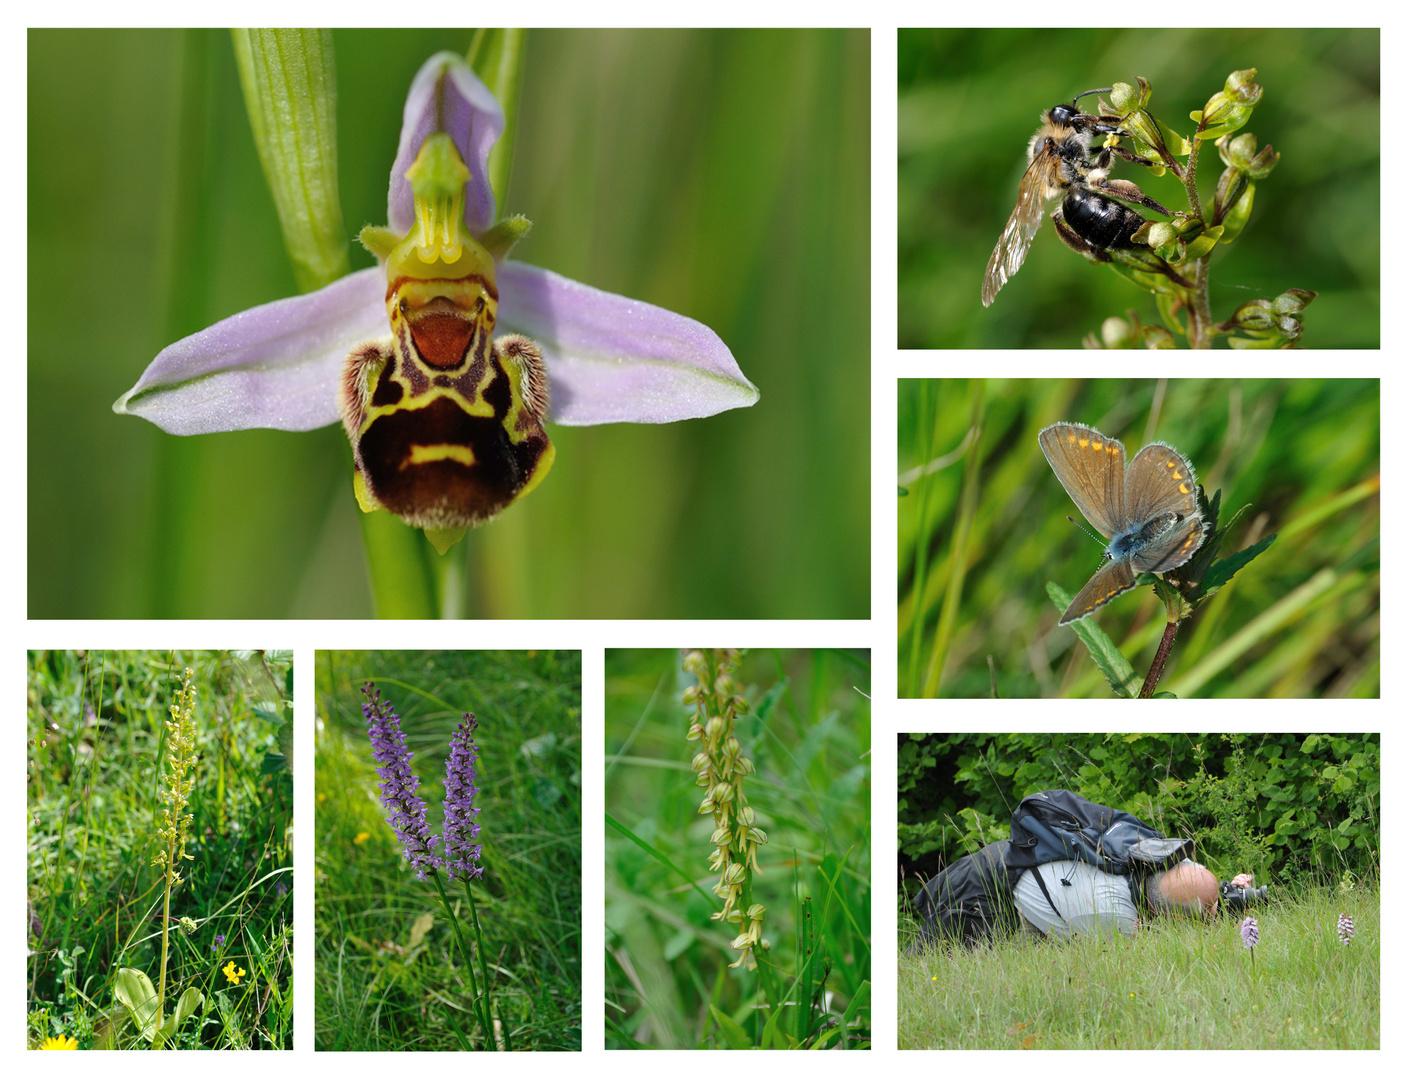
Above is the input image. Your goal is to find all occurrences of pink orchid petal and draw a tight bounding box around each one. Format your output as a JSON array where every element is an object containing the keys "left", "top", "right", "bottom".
[
  {"left": 497, "top": 261, "right": 759, "bottom": 425},
  {"left": 387, "top": 51, "right": 503, "bottom": 235},
  {"left": 113, "top": 268, "right": 386, "bottom": 435}
]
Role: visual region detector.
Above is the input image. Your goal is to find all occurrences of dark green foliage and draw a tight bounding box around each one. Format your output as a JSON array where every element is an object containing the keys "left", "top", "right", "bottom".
[
  {"left": 605, "top": 649, "right": 871, "bottom": 1049},
  {"left": 27, "top": 651, "right": 294, "bottom": 1049},
  {"left": 315, "top": 650, "right": 581, "bottom": 1050},
  {"left": 898, "top": 732, "right": 1379, "bottom": 897}
]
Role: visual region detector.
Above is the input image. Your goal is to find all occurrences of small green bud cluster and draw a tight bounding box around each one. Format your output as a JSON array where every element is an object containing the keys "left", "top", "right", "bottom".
[
  {"left": 152, "top": 668, "right": 198, "bottom": 887},
  {"left": 683, "top": 649, "right": 768, "bottom": 970}
]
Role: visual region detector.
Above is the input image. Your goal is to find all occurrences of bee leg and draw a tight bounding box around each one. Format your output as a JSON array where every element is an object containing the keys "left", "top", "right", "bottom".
[
  {"left": 1051, "top": 210, "right": 1112, "bottom": 262},
  {"left": 1105, "top": 143, "right": 1158, "bottom": 169},
  {"left": 1092, "top": 176, "right": 1171, "bottom": 217}
]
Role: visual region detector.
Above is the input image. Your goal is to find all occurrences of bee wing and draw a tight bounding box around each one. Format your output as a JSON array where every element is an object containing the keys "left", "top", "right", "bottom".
[{"left": 981, "top": 145, "right": 1060, "bottom": 307}]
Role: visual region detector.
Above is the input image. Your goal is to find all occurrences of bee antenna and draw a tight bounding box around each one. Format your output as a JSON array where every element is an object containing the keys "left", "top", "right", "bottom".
[{"left": 1071, "top": 87, "right": 1113, "bottom": 104}]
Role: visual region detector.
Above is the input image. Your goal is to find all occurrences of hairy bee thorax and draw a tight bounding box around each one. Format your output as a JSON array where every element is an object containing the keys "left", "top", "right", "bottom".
[{"left": 340, "top": 133, "right": 553, "bottom": 553}]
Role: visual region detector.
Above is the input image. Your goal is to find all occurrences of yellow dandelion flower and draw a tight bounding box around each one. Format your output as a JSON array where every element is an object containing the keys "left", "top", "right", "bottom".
[
  {"left": 353, "top": 831, "right": 371, "bottom": 845},
  {"left": 222, "top": 960, "right": 246, "bottom": 985},
  {"left": 39, "top": 1034, "right": 78, "bottom": 1050}
]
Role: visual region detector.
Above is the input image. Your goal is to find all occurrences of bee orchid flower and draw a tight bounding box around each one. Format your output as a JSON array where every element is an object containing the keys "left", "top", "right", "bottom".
[{"left": 114, "top": 50, "right": 759, "bottom": 552}]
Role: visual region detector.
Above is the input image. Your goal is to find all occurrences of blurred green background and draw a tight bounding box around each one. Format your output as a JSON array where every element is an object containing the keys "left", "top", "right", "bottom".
[
  {"left": 29, "top": 29, "right": 870, "bottom": 617},
  {"left": 899, "top": 379, "right": 1379, "bottom": 697},
  {"left": 899, "top": 28, "right": 1379, "bottom": 347}
]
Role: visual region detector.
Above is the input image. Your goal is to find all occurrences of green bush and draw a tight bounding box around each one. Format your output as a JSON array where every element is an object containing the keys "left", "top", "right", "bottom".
[{"left": 899, "top": 732, "right": 1379, "bottom": 894}]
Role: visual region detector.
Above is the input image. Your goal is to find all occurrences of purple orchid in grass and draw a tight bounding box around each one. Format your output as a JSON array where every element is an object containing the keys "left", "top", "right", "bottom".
[
  {"left": 442, "top": 713, "right": 484, "bottom": 883},
  {"left": 363, "top": 682, "right": 440, "bottom": 880},
  {"left": 114, "top": 50, "right": 758, "bottom": 553}
]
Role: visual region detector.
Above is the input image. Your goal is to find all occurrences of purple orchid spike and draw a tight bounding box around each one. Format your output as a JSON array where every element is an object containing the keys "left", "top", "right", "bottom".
[
  {"left": 113, "top": 51, "right": 758, "bottom": 436},
  {"left": 1240, "top": 915, "right": 1259, "bottom": 949},
  {"left": 363, "top": 682, "right": 440, "bottom": 880},
  {"left": 1337, "top": 912, "right": 1354, "bottom": 945},
  {"left": 441, "top": 712, "right": 484, "bottom": 883}
]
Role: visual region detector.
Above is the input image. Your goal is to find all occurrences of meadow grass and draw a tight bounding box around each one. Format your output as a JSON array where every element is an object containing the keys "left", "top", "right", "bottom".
[
  {"left": 314, "top": 650, "right": 581, "bottom": 1050},
  {"left": 26, "top": 651, "right": 294, "bottom": 1049},
  {"left": 899, "top": 378, "right": 1379, "bottom": 697},
  {"left": 899, "top": 881, "right": 1379, "bottom": 1049},
  {"left": 605, "top": 649, "right": 871, "bottom": 1049}
]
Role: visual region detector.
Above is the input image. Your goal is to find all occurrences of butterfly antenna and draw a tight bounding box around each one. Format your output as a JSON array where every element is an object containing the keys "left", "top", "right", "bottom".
[{"left": 1065, "top": 515, "right": 1106, "bottom": 549}]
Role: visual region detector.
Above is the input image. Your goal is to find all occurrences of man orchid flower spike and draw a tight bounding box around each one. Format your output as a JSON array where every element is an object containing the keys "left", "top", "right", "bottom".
[{"left": 114, "top": 49, "right": 759, "bottom": 554}]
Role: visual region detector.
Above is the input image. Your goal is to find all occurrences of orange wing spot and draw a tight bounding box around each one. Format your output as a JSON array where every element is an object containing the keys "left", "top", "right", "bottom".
[
  {"left": 1179, "top": 483, "right": 1191, "bottom": 494},
  {"left": 1078, "top": 438, "right": 1090, "bottom": 448}
]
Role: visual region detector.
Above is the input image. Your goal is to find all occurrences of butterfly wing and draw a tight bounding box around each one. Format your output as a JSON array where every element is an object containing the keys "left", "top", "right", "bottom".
[
  {"left": 1059, "top": 557, "right": 1138, "bottom": 625},
  {"left": 1123, "top": 442, "right": 1206, "bottom": 572},
  {"left": 1038, "top": 422, "right": 1128, "bottom": 539}
]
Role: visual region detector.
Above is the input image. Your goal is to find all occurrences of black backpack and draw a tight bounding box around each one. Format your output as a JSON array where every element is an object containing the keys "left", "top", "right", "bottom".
[
  {"left": 910, "top": 839, "right": 1022, "bottom": 951},
  {"left": 1005, "top": 789, "right": 1194, "bottom": 913}
]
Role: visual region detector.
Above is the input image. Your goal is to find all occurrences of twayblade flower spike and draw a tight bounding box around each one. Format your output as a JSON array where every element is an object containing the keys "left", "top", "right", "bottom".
[{"left": 114, "top": 51, "right": 759, "bottom": 553}]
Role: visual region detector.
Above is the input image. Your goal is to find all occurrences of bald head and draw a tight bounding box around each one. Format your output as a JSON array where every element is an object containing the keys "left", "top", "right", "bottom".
[{"left": 1149, "top": 862, "right": 1219, "bottom": 917}]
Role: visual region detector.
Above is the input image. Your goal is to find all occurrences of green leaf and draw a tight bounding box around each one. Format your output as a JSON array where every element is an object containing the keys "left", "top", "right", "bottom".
[
  {"left": 1046, "top": 582, "right": 1140, "bottom": 697},
  {"left": 605, "top": 812, "right": 718, "bottom": 907},
  {"left": 467, "top": 29, "right": 526, "bottom": 208},
  {"left": 754, "top": 677, "right": 788, "bottom": 722},
  {"left": 114, "top": 967, "right": 160, "bottom": 1041},
  {"left": 230, "top": 29, "right": 349, "bottom": 293},
  {"left": 173, "top": 987, "right": 203, "bottom": 1025},
  {"left": 1202, "top": 534, "right": 1276, "bottom": 594},
  {"left": 709, "top": 1004, "right": 753, "bottom": 1049},
  {"left": 260, "top": 751, "right": 287, "bottom": 775}
]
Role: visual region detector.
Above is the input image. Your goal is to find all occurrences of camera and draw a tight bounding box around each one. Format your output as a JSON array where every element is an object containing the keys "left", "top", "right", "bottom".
[{"left": 1219, "top": 881, "right": 1269, "bottom": 911}]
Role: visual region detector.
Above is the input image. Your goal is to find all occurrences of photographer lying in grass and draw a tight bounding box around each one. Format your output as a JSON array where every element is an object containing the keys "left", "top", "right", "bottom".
[
  {"left": 1013, "top": 859, "right": 1258, "bottom": 940},
  {"left": 911, "top": 789, "right": 1269, "bottom": 950}
]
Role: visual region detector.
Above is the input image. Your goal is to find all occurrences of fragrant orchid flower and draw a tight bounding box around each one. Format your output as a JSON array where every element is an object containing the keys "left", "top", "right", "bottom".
[
  {"left": 363, "top": 682, "right": 439, "bottom": 879},
  {"left": 441, "top": 712, "right": 484, "bottom": 883},
  {"left": 114, "top": 51, "right": 758, "bottom": 552}
]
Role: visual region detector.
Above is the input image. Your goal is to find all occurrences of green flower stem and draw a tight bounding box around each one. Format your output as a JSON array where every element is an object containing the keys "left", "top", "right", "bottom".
[
  {"left": 156, "top": 881, "right": 172, "bottom": 1038},
  {"left": 430, "top": 543, "right": 467, "bottom": 620},
  {"left": 465, "top": 881, "right": 508, "bottom": 1050},
  {"left": 428, "top": 871, "right": 491, "bottom": 1048},
  {"left": 358, "top": 514, "right": 438, "bottom": 618}
]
